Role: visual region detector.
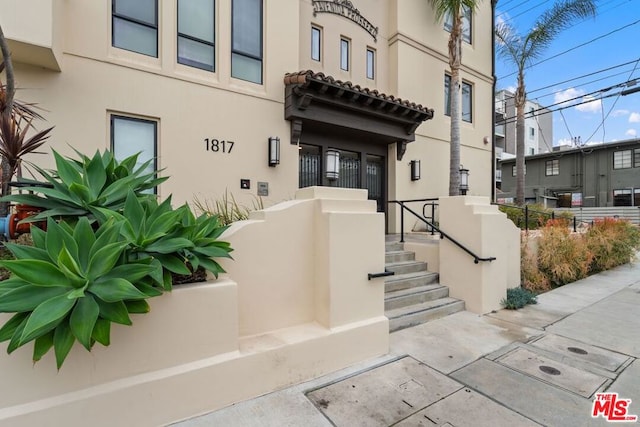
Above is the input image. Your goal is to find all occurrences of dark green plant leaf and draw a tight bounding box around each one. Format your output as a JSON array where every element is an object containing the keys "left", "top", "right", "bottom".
[
  {"left": 19, "top": 293, "right": 76, "bottom": 346},
  {"left": 57, "top": 246, "right": 85, "bottom": 284},
  {"left": 69, "top": 295, "right": 99, "bottom": 350},
  {"left": 145, "top": 237, "right": 193, "bottom": 254},
  {"left": 0, "top": 278, "right": 29, "bottom": 298},
  {"left": 0, "top": 259, "right": 70, "bottom": 287},
  {"left": 92, "top": 318, "right": 111, "bottom": 346},
  {"left": 53, "top": 150, "right": 83, "bottom": 187},
  {"left": 125, "top": 300, "right": 150, "bottom": 314},
  {"left": 85, "top": 151, "right": 108, "bottom": 198},
  {"left": 95, "top": 299, "right": 132, "bottom": 326},
  {"left": 99, "top": 263, "right": 156, "bottom": 284},
  {"left": 0, "top": 286, "right": 69, "bottom": 312},
  {"left": 198, "top": 257, "right": 226, "bottom": 278},
  {"left": 192, "top": 245, "right": 234, "bottom": 258},
  {"left": 53, "top": 322, "right": 75, "bottom": 370},
  {"left": 31, "top": 225, "right": 46, "bottom": 248},
  {"left": 72, "top": 217, "right": 96, "bottom": 271},
  {"left": 87, "top": 241, "right": 128, "bottom": 280},
  {"left": 0, "top": 312, "right": 29, "bottom": 342},
  {"left": 45, "top": 218, "right": 79, "bottom": 263},
  {"left": 154, "top": 254, "right": 190, "bottom": 275},
  {"left": 68, "top": 182, "right": 92, "bottom": 203},
  {"left": 7, "top": 316, "right": 28, "bottom": 354},
  {"left": 123, "top": 191, "right": 145, "bottom": 234},
  {"left": 3, "top": 243, "right": 50, "bottom": 262},
  {"left": 89, "top": 278, "right": 149, "bottom": 302},
  {"left": 132, "top": 282, "right": 163, "bottom": 298},
  {"left": 33, "top": 331, "right": 54, "bottom": 362}
]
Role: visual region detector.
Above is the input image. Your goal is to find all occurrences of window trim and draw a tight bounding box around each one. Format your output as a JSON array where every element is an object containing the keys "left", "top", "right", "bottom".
[
  {"left": 110, "top": 114, "right": 158, "bottom": 193},
  {"left": 111, "top": 0, "right": 159, "bottom": 57},
  {"left": 545, "top": 159, "right": 559, "bottom": 176},
  {"left": 340, "top": 37, "right": 350, "bottom": 71},
  {"left": 444, "top": 6, "right": 472, "bottom": 44},
  {"left": 444, "top": 74, "right": 473, "bottom": 123},
  {"left": 177, "top": 0, "right": 216, "bottom": 72},
  {"left": 366, "top": 47, "right": 375, "bottom": 80},
  {"left": 311, "top": 26, "right": 322, "bottom": 62},
  {"left": 231, "top": 0, "right": 263, "bottom": 84},
  {"left": 613, "top": 149, "right": 632, "bottom": 169}
]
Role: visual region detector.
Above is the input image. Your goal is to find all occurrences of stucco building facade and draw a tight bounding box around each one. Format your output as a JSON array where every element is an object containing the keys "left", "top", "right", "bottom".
[{"left": 1, "top": 0, "right": 495, "bottom": 231}]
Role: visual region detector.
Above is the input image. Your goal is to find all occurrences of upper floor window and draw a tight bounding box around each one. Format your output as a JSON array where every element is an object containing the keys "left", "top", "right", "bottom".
[
  {"left": 178, "top": 0, "right": 215, "bottom": 71},
  {"left": 444, "top": 75, "right": 472, "bottom": 123},
  {"left": 112, "top": 0, "right": 158, "bottom": 57},
  {"left": 366, "top": 48, "right": 375, "bottom": 79},
  {"left": 635, "top": 148, "right": 640, "bottom": 167},
  {"left": 311, "top": 26, "right": 322, "bottom": 62},
  {"left": 444, "top": 6, "right": 471, "bottom": 44},
  {"left": 529, "top": 127, "right": 535, "bottom": 139},
  {"left": 545, "top": 159, "right": 559, "bottom": 176},
  {"left": 231, "top": 0, "right": 263, "bottom": 84},
  {"left": 111, "top": 115, "right": 158, "bottom": 193},
  {"left": 613, "top": 150, "right": 632, "bottom": 169},
  {"left": 512, "top": 164, "right": 526, "bottom": 177},
  {"left": 340, "top": 38, "right": 350, "bottom": 71}
]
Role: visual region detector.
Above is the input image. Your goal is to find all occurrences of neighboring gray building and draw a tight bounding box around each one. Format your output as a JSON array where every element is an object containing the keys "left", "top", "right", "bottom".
[{"left": 498, "top": 138, "right": 640, "bottom": 207}]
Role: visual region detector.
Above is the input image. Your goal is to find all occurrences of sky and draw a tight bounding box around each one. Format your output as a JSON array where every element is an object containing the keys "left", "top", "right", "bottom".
[{"left": 494, "top": 0, "right": 640, "bottom": 150}]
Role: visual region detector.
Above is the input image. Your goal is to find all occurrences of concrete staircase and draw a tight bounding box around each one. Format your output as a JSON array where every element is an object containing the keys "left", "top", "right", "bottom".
[{"left": 385, "top": 240, "right": 465, "bottom": 332}]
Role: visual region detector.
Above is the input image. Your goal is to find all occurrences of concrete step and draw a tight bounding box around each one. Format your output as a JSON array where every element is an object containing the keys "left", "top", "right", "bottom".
[
  {"left": 386, "top": 298, "right": 465, "bottom": 332},
  {"left": 385, "top": 260, "right": 427, "bottom": 275},
  {"left": 384, "top": 271, "right": 439, "bottom": 292},
  {"left": 385, "top": 250, "right": 415, "bottom": 264},
  {"left": 385, "top": 241, "right": 404, "bottom": 252},
  {"left": 384, "top": 284, "right": 449, "bottom": 311}
]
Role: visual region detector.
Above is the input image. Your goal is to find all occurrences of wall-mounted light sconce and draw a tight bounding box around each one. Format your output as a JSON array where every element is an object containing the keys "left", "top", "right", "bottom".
[
  {"left": 410, "top": 160, "right": 421, "bottom": 181},
  {"left": 268, "top": 136, "right": 280, "bottom": 167},
  {"left": 459, "top": 166, "right": 469, "bottom": 195},
  {"left": 326, "top": 149, "right": 340, "bottom": 180}
]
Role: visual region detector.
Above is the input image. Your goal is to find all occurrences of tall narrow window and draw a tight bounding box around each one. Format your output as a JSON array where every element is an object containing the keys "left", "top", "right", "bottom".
[
  {"left": 444, "top": 6, "right": 472, "bottom": 44},
  {"left": 112, "top": 0, "right": 158, "bottom": 57},
  {"left": 366, "top": 48, "right": 375, "bottom": 79},
  {"left": 340, "top": 38, "right": 350, "bottom": 71},
  {"left": 613, "top": 150, "right": 632, "bottom": 169},
  {"left": 178, "top": 0, "right": 215, "bottom": 71},
  {"left": 545, "top": 159, "right": 559, "bottom": 176},
  {"left": 445, "top": 75, "right": 473, "bottom": 123},
  {"left": 232, "top": 0, "right": 263, "bottom": 84},
  {"left": 111, "top": 115, "right": 157, "bottom": 192},
  {"left": 311, "top": 26, "right": 321, "bottom": 61}
]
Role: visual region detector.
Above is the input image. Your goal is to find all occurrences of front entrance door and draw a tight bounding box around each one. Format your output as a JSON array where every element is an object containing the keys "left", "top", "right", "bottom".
[{"left": 299, "top": 143, "right": 386, "bottom": 213}]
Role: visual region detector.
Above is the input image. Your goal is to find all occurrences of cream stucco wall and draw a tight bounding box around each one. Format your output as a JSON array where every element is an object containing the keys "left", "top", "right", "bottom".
[{"left": 0, "top": 187, "right": 389, "bottom": 427}]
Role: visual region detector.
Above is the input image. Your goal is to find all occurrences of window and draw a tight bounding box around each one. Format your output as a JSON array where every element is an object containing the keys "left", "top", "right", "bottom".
[
  {"left": 340, "top": 38, "right": 350, "bottom": 71},
  {"left": 635, "top": 148, "right": 640, "bottom": 167},
  {"left": 512, "top": 164, "right": 526, "bottom": 177},
  {"left": 232, "top": 0, "right": 263, "bottom": 84},
  {"left": 635, "top": 189, "right": 640, "bottom": 207},
  {"left": 366, "top": 48, "right": 375, "bottom": 79},
  {"left": 311, "top": 26, "right": 321, "bottom": 61},
  {"left": 613, "top": 150, "right": 632, "bottom": 169},
  {"left": 444, "top": 75, "right": 472, "bottom": 123},
  {"left": 529, "top": 127, "right": 535, "bottom": 139},
  {"left": 545, "top": 159, "right": 559, "bottom": 176},
  {"left": 444, "top": 6, "right": 471, "bottom": 44},
  {"left": 111, "top": 115, "right": 157, "bottom": 192},
  {"left": 613, "top": 189, "right": 632, "bottom": 206},
  {"left": 178, "top": 0, "right": 215, "bottom": 71},
  {"left": 112, "top": 0, "right": 158, "bottom": 57}
]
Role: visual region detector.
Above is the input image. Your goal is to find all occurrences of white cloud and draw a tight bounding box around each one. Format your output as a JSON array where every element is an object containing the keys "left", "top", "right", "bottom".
[
  {"left": 575, "top": 95, "right": 601, "bottom": 113},
  {"left": 629, "top": 112, "right": 640, "bottom": 123},
  {"left": 625, "top": 129, "right": 637, "bottom": 137},
  {"left": 556, "top": 138, "right": 573, "bottom": 146},
  {"left": 554, "top": 88, "right": 582, "bottom": 106},
  {"left": 612, "top": 109, "right": 629, "bottom": 117}
]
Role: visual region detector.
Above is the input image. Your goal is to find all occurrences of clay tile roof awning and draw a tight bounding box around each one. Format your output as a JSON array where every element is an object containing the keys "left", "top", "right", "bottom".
[{"left": 284, "top": 70, "right": 434, "bottom": 122}]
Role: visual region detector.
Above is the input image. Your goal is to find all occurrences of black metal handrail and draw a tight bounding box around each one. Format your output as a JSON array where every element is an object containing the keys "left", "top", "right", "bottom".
[
  {"left": 389, "top": 200, "right": 496, "bottom": 264},
  {"left": 492, "top": 202, "right": 593, "bottom": 232},
  {"left": 368, "top": 269, "right": 395, "bottom": 280}
]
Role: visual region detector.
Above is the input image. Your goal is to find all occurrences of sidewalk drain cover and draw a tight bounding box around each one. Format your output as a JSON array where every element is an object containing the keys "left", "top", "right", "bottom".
[
  {"left": 539, "top": 365, "right": 561, "bottom": 375},
  {"left": 567, "top": 346, "right": 588, "bottom": 355}
]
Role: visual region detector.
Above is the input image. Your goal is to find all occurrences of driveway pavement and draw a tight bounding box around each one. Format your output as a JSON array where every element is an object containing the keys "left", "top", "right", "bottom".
[{"left": 173, "top": 258, "right": 640, "bottom": 427}]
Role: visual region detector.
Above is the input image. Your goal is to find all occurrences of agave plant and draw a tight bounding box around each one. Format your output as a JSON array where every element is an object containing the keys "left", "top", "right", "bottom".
[
  {"left": 1, "top": 149, "right": 167, "bottom": 222},
  {"left": 95, "top": 191, "right": 233, "bottom": 288},
  {"left": 0, "top": 217, "right": 161, "bottom": 369}
]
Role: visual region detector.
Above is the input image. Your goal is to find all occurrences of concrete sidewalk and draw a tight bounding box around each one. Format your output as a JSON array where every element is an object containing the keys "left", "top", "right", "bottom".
[{"left": 173, "top": 259, "right": 640, "bottom": 427}]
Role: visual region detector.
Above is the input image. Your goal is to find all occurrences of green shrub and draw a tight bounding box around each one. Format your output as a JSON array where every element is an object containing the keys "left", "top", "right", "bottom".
[
  {"left": 501, "top": 287, "right": 537, "bottom": 309},
  {"left": 586, "top": 218, "right": 640, "bottom": 274},
  {"left": 499, "top": 203, "right": 567, "bottom": 230}
]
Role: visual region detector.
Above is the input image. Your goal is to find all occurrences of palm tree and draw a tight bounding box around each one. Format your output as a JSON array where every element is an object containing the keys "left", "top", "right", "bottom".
[
  {"left": 495, "top": 0, "right": 596, "bottom": 205},
  {"left": 429, "top": 0, "right": 481, "bottom": 196}
]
